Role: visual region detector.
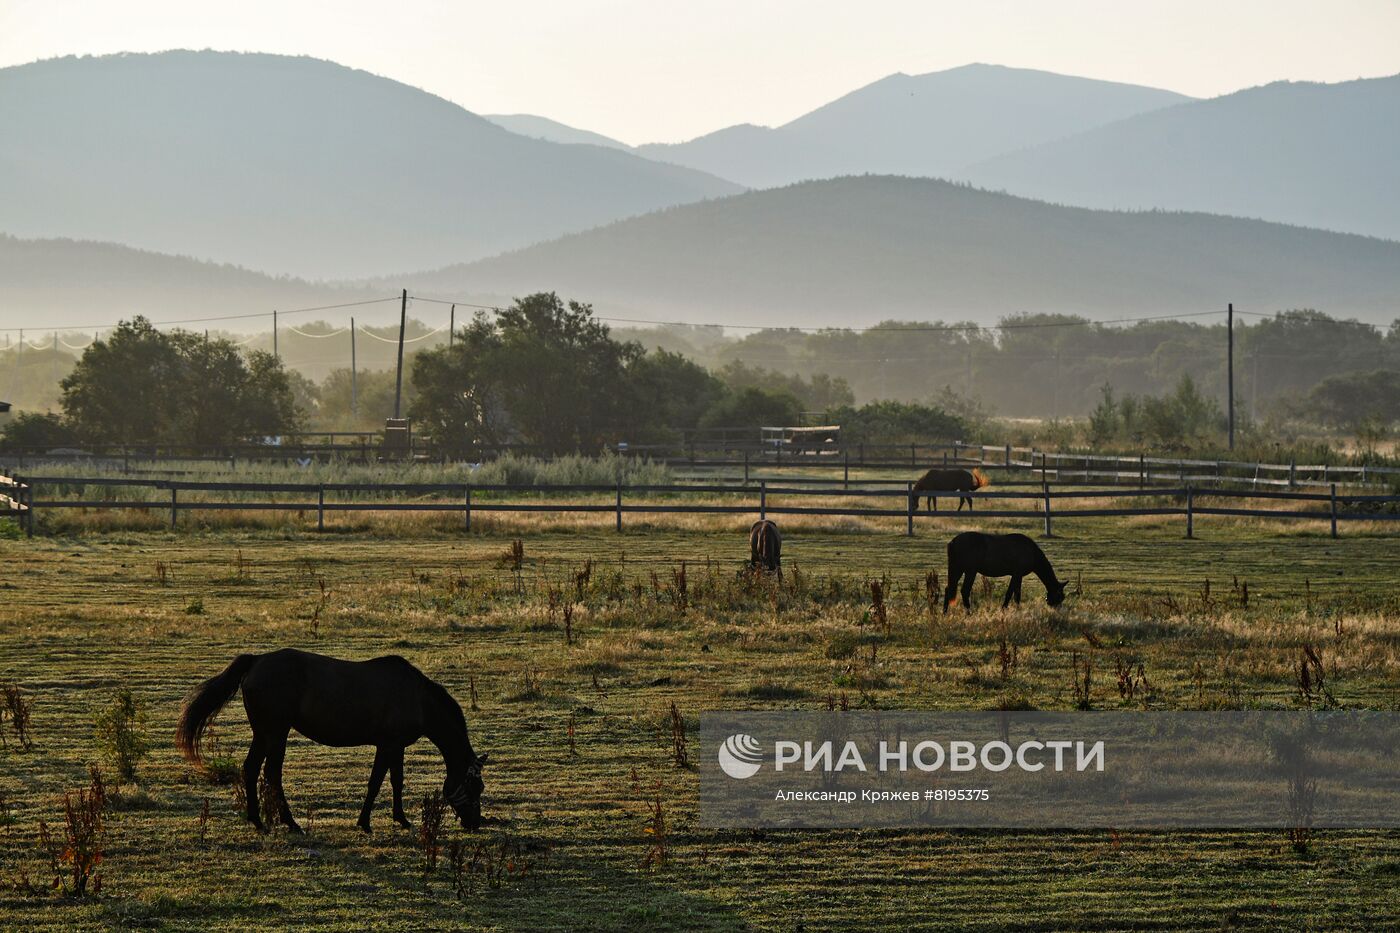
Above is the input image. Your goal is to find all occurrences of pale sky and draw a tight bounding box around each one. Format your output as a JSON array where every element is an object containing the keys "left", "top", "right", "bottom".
[{"left": 2, "top": 0, "right": 1397, "bottom": 144}]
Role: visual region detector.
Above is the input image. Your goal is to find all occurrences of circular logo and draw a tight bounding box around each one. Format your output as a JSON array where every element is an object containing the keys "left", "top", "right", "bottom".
[{"left": 717, "top": 733, "right": 764, "bottom": 779}]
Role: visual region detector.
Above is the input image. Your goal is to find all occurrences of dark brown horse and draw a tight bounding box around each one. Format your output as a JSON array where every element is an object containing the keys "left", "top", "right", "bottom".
[
  {"left": 749, "top": 519, "right": 782, "bottom": 578},
  {"left": 943, "top": 531, "right": 1067, "bottom": 613},
  {"left": 911, "top": 468, "right": 989, "bottom": 512},
  {"left": 176, "top": 649, "right": 489, "bottom": 833}
]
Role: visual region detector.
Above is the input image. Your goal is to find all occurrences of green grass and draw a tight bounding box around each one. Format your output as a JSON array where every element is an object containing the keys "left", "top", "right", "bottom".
[{"left": 1, "top": 516, "right": 1397, "bottom": 930}]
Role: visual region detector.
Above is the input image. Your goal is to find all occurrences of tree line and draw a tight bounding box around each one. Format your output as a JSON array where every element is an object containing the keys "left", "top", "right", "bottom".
[
  {"left": 3, "top": 298, "right": 1394, "bottom": 453},
  {"left": 622, "top": 310, "right": 1400, "bottom": 422},
  {"left": 0, "top": 297, "right": 970, "bottom": 452}
]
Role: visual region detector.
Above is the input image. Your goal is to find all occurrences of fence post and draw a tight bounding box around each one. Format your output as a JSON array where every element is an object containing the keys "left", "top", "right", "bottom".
[
  {"left": 906, "top": 481, "right": 914, "bottom": 537},
  {"left": 464, "top": 485, "right": 472, "bottom": 532},
  {"left": 1043, "top": 481, "right": 1053, "bottom": 537},
  {"left": 170, "top": 485, "right": 178, "bottom": 530},
  {"left": 616, "top": 480, "right": 623, "bottom": 532},
  {"left": 743, "top": 448, "right": 750, "bottom": 485},
  {"left": 911, "top": 443, "right": 916, "bottom": 467},
  {"left": 1005, "top": 443, "right": 1012, "bottom": 469},
  {"left": 20, "top": 477, "right": 33, "bottom": 538},
  {"left": 760, "top": 481, "right": 767, "bottom": 522},
  {"left": 1185, "top": 485, "right": 1193, "bottom": 539},
  {"left": 317, "top": 484, "right": 325, "bottom": 532},
  {"left": 1289, "top": 460, "right": 1296, "bottom": 488},
  {"left": 1330, "top": 483, "right": 1338, "bottom": 539},
  {"left": 843, "top": 451, "right": 849, "bottom": 489},
  {"left": 1139, "top": 454, "right": 1145, "bottom": 489}
]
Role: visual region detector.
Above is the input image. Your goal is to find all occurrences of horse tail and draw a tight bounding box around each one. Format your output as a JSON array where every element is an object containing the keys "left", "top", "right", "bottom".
[
  {"left": 970, "top": 468, "right": 990, "bottom": 489},
  {"left": 176, "top": 653, "right": 260, "bottom": 765}
]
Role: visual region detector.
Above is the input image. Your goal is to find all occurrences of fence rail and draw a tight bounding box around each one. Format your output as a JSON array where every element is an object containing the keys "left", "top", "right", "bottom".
[
  {"left": 4, "top": 439, "right": 1395, "bottom": 492},
  {"left": 10, "top": 474, "right": 1398, "bottom": 540},
  {"left": 0, "top": 472, "right": 30, "bottom": 535}
]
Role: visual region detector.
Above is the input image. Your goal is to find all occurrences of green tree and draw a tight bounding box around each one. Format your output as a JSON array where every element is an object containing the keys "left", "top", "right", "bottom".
[
  {"left": 698, "top": 386, "right": 802, "bottom": 431},
  {"left": 622, "top": 350, "right": 727, "bottom": 442},
  {"left": 0, "top": 411, "right": 77, "bottom": 450},
  {"left": 1305, "top": 369, "right": 1400, "bottom": 430},
  {"left": 59, "top": 317, "right": 302, "bottom": 446},
  {"left": 410, "top": 294, "right": 640, "bottom": 454},
  {"left": 828, "top": 400, "right": 965, "bottom": 444}
]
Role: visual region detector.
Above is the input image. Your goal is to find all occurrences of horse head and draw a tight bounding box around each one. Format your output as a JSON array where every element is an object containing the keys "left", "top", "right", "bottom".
[
  {"left": 1046, "top": 578, "right": 1069, "bottom": 608},
  {"left": 445, "top": 752, "right": 490, "bottom": 830}
]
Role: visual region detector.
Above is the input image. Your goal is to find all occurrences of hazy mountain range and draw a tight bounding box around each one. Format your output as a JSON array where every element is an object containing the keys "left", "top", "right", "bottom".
[
  {"left": 2, "top": 50, "right": 1397, "bottom": 338},
  {"left": 413, "top": 177, "right": 1400, "bottom": 327},
  {"left": 500, "top": 65, "right": 1400, "bottom": 243},
  {"left": 636, "top": 64, "right": 1191, "bottom": 187},
  {"left": 0, "top": 51, "right": 740, "bottom": 280},
  {"left": 963, "top": 74, "right": 1400, "bottom": 242},
  {"left": 0, "top": 235, "right": 359, "bottom": 332}
]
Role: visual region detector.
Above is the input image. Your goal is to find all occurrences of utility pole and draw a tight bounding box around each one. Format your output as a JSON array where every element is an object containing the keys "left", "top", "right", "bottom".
[
  {"left": 449, "top": 304, "right": 455, "bottom": 348},
  {"left": 1227, "top": 302, "right": 1235, "bottom": 451},
  {"left": 273, "top": 309, "right": 279, "bottom": 360},
  {"left": 350, "top": 317, "right": 358, "bottom": 416},
  {"left": 393, "top": 288, "right": 407, "bottom": 419}
]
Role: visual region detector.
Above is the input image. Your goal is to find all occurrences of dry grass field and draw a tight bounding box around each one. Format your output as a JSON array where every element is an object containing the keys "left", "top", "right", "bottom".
[{"left": 1, "top": 510, "right": 1398, "bottom": 930}]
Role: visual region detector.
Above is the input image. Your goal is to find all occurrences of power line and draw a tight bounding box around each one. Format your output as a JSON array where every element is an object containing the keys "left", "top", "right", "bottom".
[
  {"left": 0, "top": 296, "right": 401, "bottom": 334},
  {"left": 0, "top": 291, "right": 1390, "bottom": 341},
  {"left": 409, "top": 295, "right": 1231, "bottom": 333}
]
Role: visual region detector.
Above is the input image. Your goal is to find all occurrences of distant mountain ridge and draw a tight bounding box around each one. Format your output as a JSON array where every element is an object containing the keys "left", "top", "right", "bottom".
[
  {"left": 636, "top": 64, "right": 1191, "bottom": 187},
  {"left": 0, "top": 51, "right": 741, "bottom": 280},
  {"left": 413, "top": 176, "right": 1400, "bottom": 327},
  {"left": 485, "top": 114, "right": 633, "bottom": 150},
  {"left": 0, "top": 235, "right": 362, "bottom": 332},
  {"left": 964, "top": 74, "right": 1400, "bottom": 242}
]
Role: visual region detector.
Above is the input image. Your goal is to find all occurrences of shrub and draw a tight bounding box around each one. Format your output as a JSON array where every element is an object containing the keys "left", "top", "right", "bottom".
[{"left": 93, "top": 688, "right": 149, "bottom": 784}]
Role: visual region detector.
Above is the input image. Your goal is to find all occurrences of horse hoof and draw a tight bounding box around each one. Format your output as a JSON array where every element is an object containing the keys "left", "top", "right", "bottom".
[{"left": 357, "top": 821, "right": 372, "bottom": 835}]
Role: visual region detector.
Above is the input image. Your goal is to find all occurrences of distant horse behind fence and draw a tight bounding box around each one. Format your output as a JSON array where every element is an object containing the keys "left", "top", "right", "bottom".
[{"left": 911, "top": 468, "right": 989, "bottom": 512}]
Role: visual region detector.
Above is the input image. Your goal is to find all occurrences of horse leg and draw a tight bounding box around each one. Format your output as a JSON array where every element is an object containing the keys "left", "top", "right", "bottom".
[
  {"left": 389, "top": 748, "right": 412, "bottom": 829},
  {"left": 242, "top": 735, "right": 268, "bottom": 831},
  {"left": 1002, "top": 579, "right": 1015, "bottom": 609},
  {"left": 357, "top": 747, "right": 390, "bottom": 833},
  {"left": 264, "top": 729, "right": 303, "bottom": 833},
  {"left": 961, "top": 572, "right": 976, "bottom": 612},
  {"left": 1014, "top": 577, "right": 1024, "bottom": 605},
  {"left": 943, "top": 572, "right": 961, "bottom": 614}
]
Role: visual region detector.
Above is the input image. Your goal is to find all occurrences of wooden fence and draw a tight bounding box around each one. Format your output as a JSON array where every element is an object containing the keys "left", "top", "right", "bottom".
[
  {"left": 0, "top": 473, "right": 29, "bottom": 530},
  {"left": 9, "top": 474, "right": 1398, "bottom": 540},
  {"left": 4, "top": 440, "right": 1395, "bottom": 493}
]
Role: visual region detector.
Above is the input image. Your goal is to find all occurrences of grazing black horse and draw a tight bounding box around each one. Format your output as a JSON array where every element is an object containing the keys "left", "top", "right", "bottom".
[
  {"left": 176, "top": 649, "right": 489, "bottom": 833},
  {"left": 911, "top": 468, "right": 988, "bottom": 513},
  {"left": 943, "top": 532, "right": 1067, "bottom": 613},
  {"left": 749, "top": 519, "right": 782, "bottom": 578}
]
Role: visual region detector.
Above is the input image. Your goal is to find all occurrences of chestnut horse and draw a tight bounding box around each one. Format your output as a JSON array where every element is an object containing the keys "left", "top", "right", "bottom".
[{"left": 910, "top": 468, "right": 988, "bottom": 512}]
